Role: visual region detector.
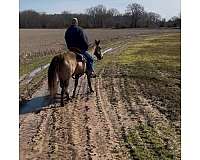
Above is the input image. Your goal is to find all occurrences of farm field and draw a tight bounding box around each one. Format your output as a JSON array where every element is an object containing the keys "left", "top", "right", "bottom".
[
  {"left": 20, "top": 28, "right": 179, "bottom": 54},
  {"left": 19, "top": 28, "right": 179, "bottom": 99},
  {"left": 19, "top": 29, "right": 180, "bottom": 159}
]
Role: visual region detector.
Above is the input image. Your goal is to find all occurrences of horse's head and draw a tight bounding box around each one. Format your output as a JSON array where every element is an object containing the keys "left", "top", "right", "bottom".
[{"left": 94, "top": 40, "right": 103, "bottom": 60}]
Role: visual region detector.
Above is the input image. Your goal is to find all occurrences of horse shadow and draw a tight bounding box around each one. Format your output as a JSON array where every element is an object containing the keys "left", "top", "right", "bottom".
[
  {"left": 19, "top": 95, "right": 55, "bottom": 115},
  {"left": 19, "top": 90, "right": 94, "bottom": 115}
]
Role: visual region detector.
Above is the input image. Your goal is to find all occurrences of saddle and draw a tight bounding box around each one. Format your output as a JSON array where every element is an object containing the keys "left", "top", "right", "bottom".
[{"left": 69, "top": 47, "right": 86, "bottom": 63}]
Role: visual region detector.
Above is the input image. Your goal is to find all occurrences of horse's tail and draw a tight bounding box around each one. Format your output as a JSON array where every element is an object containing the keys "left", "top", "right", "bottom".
[{"left": 48, "top": 55, "right": 62, "bottom": 97}]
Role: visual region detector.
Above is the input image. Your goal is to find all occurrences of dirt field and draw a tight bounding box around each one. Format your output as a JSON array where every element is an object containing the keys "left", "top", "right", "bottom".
[
  {"left": 19, "top": 29, "right": 180, "bottom": 159},
  {"left": 20, "top": 28, "right": 178, "bottom": 54}
]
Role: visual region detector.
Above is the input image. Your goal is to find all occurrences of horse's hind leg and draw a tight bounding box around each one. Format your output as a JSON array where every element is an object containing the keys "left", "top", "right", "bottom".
[
  {"left": 72, "top": 76, "right": 79, "bottom": 98},
  {"left": 87, "top": 74, "right": 94, "bottom": 93},
  {"left": 60, "top": 80, "right": 65, "bottom": 107}
]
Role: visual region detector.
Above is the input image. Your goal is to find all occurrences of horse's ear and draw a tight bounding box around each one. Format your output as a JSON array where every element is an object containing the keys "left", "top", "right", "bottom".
[
  {"left": 95, "top": 40, "right": 100, "bottom": 45},
  {"left": 95, "top": 39, "right": 100, "bottom": 45}
]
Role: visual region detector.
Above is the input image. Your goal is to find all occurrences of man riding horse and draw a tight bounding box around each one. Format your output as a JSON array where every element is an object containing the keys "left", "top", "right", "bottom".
[
  {"left": 65, "top": 18, "right": 96, "bottom": 78},
  {"left": 48, "top": 18, "right": 102, "bottom": 106}
]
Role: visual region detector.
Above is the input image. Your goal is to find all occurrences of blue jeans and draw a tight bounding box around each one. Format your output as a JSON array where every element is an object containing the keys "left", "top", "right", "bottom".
[{"left": 81, "top": 51, "right": 94, "bottom": 72}]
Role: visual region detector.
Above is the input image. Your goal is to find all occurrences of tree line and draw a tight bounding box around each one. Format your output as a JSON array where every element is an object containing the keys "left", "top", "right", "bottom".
[{"left": 20, "top": 3, "right": 181, "bottom": 29}]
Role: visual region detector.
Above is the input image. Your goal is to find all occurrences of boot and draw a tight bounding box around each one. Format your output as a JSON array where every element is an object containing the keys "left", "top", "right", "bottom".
[{"left": 89, "top": 71, "right": 96, "bottom": 78}]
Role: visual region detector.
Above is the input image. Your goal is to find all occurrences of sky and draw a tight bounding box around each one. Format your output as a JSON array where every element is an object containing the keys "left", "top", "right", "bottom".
[{"left": 19, "top": 0, "right": 181, "bottom": 20}]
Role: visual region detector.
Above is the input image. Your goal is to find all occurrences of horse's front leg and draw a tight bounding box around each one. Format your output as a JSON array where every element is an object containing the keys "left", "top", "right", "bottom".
[
  {"left": 60, "top": 80, "right": 65, "bottom": 107},
  {"left": 87, "top": 75, "right": 94, "bottom": 93},
  {"left": 72, "top": 76, "right": 79, "bottom": 98},
  {"left": 61, "top": 86, "right": 65, "bottom": 107},
  {"left": 64, "top": 79, "right": 70, "bottom": 100}
]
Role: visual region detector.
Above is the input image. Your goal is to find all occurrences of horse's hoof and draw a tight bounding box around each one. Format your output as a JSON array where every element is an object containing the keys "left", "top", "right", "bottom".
[
  {"left": 69, "top": 98, "right": 73, "bottom": 102},
  {"left": 71, "top": 95, "right": 75, "bottom": 99},
  {"left": 67, "top": 97, "right": 72, "bottom": 101}
]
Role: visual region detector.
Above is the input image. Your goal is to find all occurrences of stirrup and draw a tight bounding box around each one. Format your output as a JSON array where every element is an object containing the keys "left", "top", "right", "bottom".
[{"left": 87, "top": 71, "right": 96, "bottom": 78}]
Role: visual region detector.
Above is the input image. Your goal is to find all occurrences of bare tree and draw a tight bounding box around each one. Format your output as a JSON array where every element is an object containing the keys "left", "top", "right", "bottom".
[
  {"left": 20, "top": 10, "right": 42, "bottom": 28},
  {"left": 169, "top": 16, "right": 181, "bottom": 28},
  {"left": 126, "top": 3, "right": 144, "bottom": 28},
  {"left": 104, "top": 8, "right": 119, "bottom": 27},
  {"left": 107, "top": 8, "right": 120, "bottom": 16},
  {"left": 20, "top": 4, "right": 179, "bottom": 29},
  {"left": 86, "top": 5, "right": 107, "bottom": 27},
  {"left": 147, "top": 12, "right": 161, "bottom": 27},
  {"left": 160, "top": 18, "right": 166, "bottom": 27}
]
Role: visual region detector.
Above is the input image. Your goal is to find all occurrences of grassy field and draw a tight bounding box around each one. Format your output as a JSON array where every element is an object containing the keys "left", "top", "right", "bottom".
[
  {"left": 20, "top": 55, "right": 53, "bottom": 77},
  {"left": 98, "top": 33, "right": 181, "bottom": 121},
  {"left": 95, "top": 33, "right": 181, "bottom": 159}
]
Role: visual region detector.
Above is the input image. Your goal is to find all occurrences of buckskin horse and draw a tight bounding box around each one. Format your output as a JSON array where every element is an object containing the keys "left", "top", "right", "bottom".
[{"left": 48, "top": 40, "right": 102, "bottom": 106}]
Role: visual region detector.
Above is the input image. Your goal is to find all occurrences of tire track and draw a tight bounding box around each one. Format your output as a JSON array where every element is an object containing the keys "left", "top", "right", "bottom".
[
  {"left": 69, "top": 76, "right": 100, "bottom": 160},
  {"left": 53, "top": 108, "right": 69, "bottom": 159},
  {"left": 102, "top": 77, "right": 136, "bottom": 159},
  {"left": 46, "top": 107, "right": 70, "bottom": 160},
  {"left": 67, "top": 76, "right": 89, "bottom": 160},
  {"left": 19, "top": 112, "right": 49, "bottom": 160},
  {"left": 94, "top": 77, "right": 130, "bottom": 159},
  {"left": 28, "top": 110, "right": 50, "bottom": 158}
]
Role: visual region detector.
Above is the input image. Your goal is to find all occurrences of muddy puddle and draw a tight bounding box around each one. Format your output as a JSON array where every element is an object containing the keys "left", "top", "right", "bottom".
[{"left": 20, "top": 63, "right": 50, "bottom": 85}]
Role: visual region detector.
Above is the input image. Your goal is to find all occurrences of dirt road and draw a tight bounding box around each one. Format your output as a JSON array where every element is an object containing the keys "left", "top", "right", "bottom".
[
  {"left": 20, "top": 73, "right": 129, "bottom": 159},
  {"left": 20, "top": 75, "right": 179, "bottom": 159}
]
